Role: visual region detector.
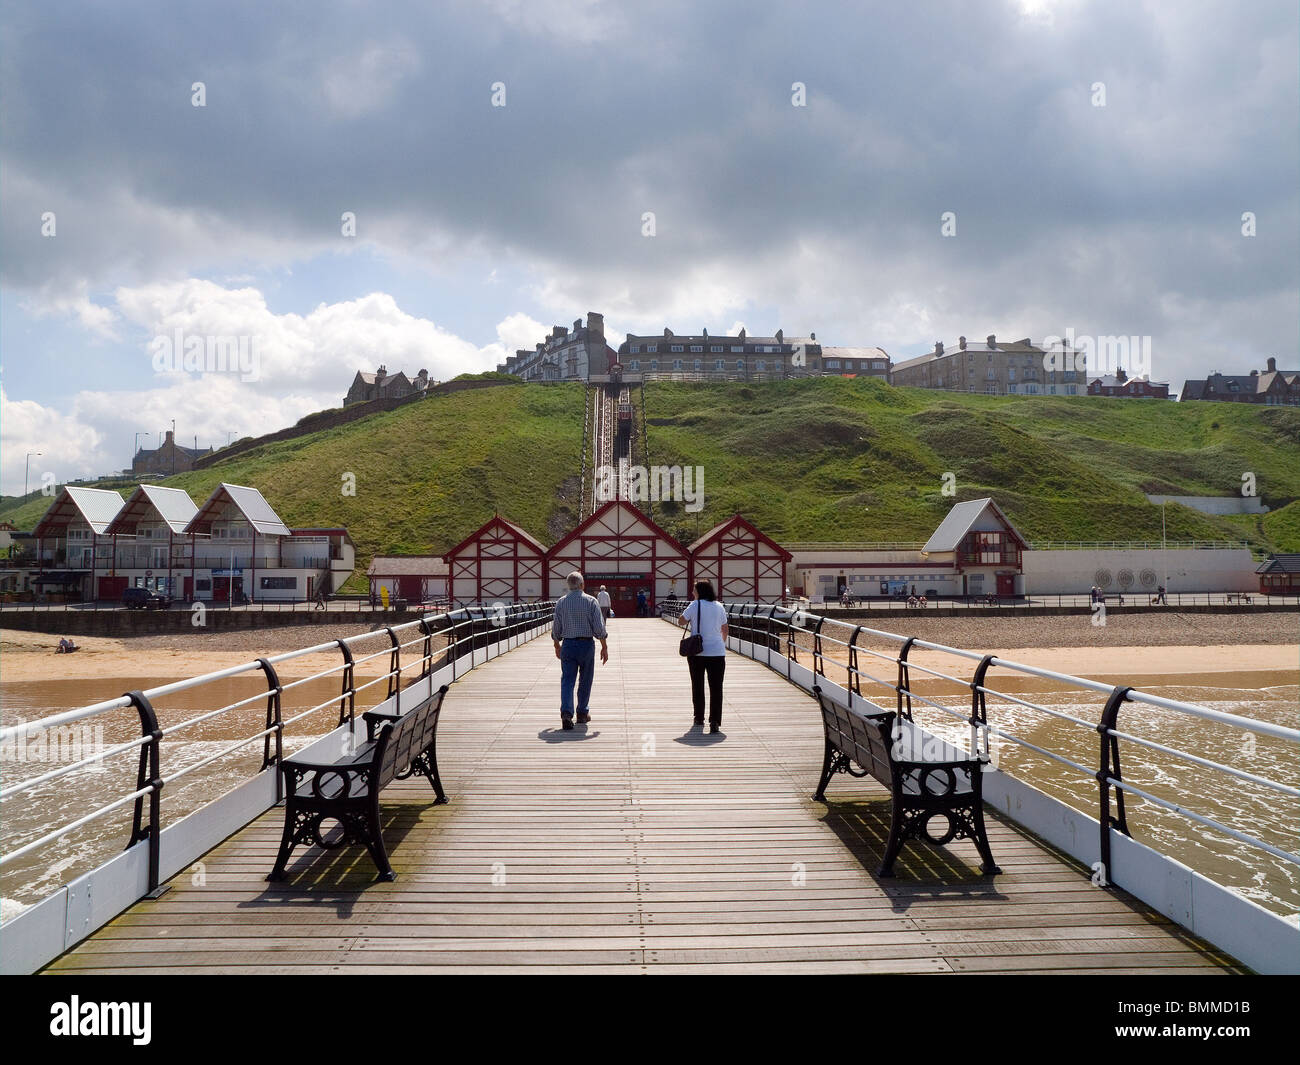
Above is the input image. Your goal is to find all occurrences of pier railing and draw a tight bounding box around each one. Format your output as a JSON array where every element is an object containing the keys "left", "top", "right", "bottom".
[
  {"left": 0, "top": 601, "right": 555, "bottom": 973},
  {"left": 662, "top": 598, "right": 1300, "bottom": 974}
]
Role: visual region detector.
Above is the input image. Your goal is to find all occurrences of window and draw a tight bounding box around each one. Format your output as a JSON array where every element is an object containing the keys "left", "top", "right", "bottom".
[
  {"left": 714, "top": 359, "right": 724, "bottom": 371},
  {"left": 1007, "top": 384, "right": 1017, "bottom": 394},
  {"left": 693, "top": 359, "right": 702, "bottom": 371},
  {"left": 731, "top": 346, "right": 744, "bottom": 353},
  {"left": 874, "top": 361, "right": 886, "bottom": 370},
  {"left": 736, "top": 360, "right": 745, "bottom": 371},
  {"left": 630, "top": 346, "right": 639, "bottom": 354},
  {"left": 968, "top": 385, "right": 976, "bottom": 392},
  {"left": 711, "top": 345, "right": 723, "bottom": 353},
  {"left": 1008, "top": 368, "right": 1016, "bottom": 382},
  {"left": 1066, "top": 385, "right": 1077, "bottom": 395},
  {"left": 649, "top": 360, "right": 659, "bottom": 371},
  {"left": 986, "top": 368, "right": 995, "bottom": 380},
  {"left": 690, "top": 345, "right": 703, "bottom": 353},
  {"left": 260, "top": 576, "right": 297, "bottom": 590},
  {"left": 825, "top": 359, "right": 840, "bottom": 369},
  {"left": 672, "top": 359, "right": 683, "bottom": 370},
  {"left": 628, "top": 360, "right": 639, "bottom": 371},
  {"left": 670, "top": 344, "right": 684, "bottom": 353},
  {"left": 756, "top": 360, "right": 766, "bottom": 371}
]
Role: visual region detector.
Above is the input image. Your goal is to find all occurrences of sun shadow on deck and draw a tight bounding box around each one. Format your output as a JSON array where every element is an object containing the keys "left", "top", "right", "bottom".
[
  {"left": 237, "top": 803, "right": 436, "bottom": 918},
  {"left": 815, "top": 797, "right": 1008, "bottom": 913}
]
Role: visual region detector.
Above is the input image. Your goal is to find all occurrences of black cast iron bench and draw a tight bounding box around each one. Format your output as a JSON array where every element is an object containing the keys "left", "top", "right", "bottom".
[
  {"left": 812, "top": 684, "right": 999, "bottom": 877},
  {"left": 267, "top": 684, "right": 450, "bottom": 883}
]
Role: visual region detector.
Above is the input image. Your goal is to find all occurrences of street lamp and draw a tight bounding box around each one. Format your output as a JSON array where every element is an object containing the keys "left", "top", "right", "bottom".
[{"left": 24, "top": 451, "right": 42, "bottom": 497}]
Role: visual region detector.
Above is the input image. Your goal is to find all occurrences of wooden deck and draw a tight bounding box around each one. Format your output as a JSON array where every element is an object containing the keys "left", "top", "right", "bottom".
[{"left": 45, "top": 620, "right": 1245, "bottom": 974}]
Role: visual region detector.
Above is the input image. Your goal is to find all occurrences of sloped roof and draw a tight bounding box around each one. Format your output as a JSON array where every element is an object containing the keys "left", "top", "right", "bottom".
[
  {"left": 1257, "top": 555, "right": 1300, "bottom": 574},
  {"left": 33, "top": 487, "right": 125, "bottom": 537},
  {"left": 923, "top": 498, "right": 1027, "bottom": 553},
  {"left": 107, "top": 485, "right": 199, "bottom": 535},
  {"left": 186, "top": 483, "right": 292, "bottom": 537},
  {"left": 548, "top": 500, "right": 689, "bottom": 558},
  {"left": 821, "top": 346, "right": 889, "bottom": 361},
  {"left": 443, "top": 514, "right": 548, "bottom": 560},
  {"left": 368, "top": 556, "right": 449, "bottom": 577},
  {"left": 687, "top": 513, "right": 792, "bottom": 561}
]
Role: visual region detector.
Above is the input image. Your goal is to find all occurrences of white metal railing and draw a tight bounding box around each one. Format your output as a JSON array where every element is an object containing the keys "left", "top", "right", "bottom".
[
  {"left": 0, "top": 602, "right": 556, "bottom": 897},
  {"left": 661, "top": 599, "right": 1300, "bottom": 912}
]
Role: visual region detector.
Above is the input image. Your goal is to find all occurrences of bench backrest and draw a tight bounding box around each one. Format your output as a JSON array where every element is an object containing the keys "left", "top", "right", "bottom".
[
  {"left": 374, "top": 685, "right": 449, "bottom": 790},
  {"left": 814, "top": 685, "right": 976, "bottom": 799}
]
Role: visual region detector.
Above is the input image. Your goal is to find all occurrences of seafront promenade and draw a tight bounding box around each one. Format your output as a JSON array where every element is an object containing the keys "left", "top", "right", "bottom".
[{"left": 42, "top": 621, "right": 1241, "bottom": 975}]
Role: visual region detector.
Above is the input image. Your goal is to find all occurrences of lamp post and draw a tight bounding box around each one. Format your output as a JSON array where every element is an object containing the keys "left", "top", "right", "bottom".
[{"left": 24, "top": 451, "right": 42, "bottom": 497}]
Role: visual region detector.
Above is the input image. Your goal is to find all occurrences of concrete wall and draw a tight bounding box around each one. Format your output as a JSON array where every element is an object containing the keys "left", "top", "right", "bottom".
[
  {"left": 1145, "top": 495, "right": 1269, "bottom": 515},
  {"left": 1023, "top": 548, "right": 1258, "bottom": 594}
]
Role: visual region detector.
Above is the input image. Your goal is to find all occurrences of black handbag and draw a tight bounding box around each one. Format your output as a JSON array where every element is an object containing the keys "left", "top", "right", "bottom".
[{"left": 678, "top": 633, "right": 703, "bottom": 657}]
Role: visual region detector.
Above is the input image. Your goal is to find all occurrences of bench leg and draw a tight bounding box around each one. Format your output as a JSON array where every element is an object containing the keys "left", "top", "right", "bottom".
[
  {"left": 878, "top": 803, "right": 906, "bottom": 878},
  {"left": 412, "top": 745, "right": 448, "bottom": 805},
  {"left": 362, "top": 800, "right": 396, "bottom": 882},
  {"left": 267, "top": 804, "right": 310, "bottom": 882},
  {"left": 971, "top": 806, "right": 1001, "bottom": 875},
  {"left": 813, "top": 739, "right": 836, "bottom": 801}
]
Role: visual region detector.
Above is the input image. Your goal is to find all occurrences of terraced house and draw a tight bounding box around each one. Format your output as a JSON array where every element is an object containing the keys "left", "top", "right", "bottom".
[
  {"left": 1180, "top": 358, "right": 1300, "bottom": 405},
  {"left": 889, "top": 335, "right": 1090, "bottom": 396}
]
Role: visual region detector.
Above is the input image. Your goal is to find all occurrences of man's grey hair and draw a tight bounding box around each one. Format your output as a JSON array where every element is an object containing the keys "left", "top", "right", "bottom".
[{"left": 566, "top": 571, "right": 584, "bottom": 590}]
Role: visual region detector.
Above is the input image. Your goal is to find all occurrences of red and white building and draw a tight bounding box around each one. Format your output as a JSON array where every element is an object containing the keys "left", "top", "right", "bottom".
[
  {"left": 368, "top": 556, "right": 449, "bottom": 604},
  {"left": 444, "top": 515, "right": 547, "bottom": 606},
  {"left": 688, "top": 514, "right": 792, "bottom": 603},
  {"left": 545, "top": 501, "right": 691, "bottom": 613}
]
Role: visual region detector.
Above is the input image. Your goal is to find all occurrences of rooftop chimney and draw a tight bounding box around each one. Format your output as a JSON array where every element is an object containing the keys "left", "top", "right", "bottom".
[
  {"left": 810, "top": 332, "right": 815, "bottom": 341},
  {"left": 738, "top": 328, "right": 747, "bottom": 340},
  {"left": 958, "top": 336, "right": 967, "bottom": 350},
  {"left": 586, "top": 312, "right": 604, "bottom": 337},
  {"left": 1267, "top": 356, "right": 1277, "bottom": 372},
  {"left": 934, "top": 341, "right": 944, "bottom": 355},
  {"left": 775, "top": 328, "right": 784, "bottom": 344},
  {"left": 986, "top": 335, "right": 996, "bottom": 347}
]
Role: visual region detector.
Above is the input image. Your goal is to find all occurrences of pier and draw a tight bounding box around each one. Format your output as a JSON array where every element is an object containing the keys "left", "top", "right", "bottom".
[{"left": 41, "top": 621, "right": 1243, "bottom": 975}]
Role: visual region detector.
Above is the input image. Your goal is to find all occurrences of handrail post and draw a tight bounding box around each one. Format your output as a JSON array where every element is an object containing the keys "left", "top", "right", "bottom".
[
  {"left": 765, "top": 604, "right": 778, "bottom": 665},
  {"left": 968, "top": 653, "right": 996, "bottom": 759},
  {"left": 811, "top": 616, "right": 826, "bottom": 678},
  {"left": 123, "top": 690, "right": 168, "bottom": 898},
  {"left": 419, "top": 618, "right": 434, "bottom": 678},
  {"left": 449, "top": 610, "right": 466, "bottom": 680},
  {"left": 847, "top": 625, "right": 863, "bottom": 704},
  {"left": 1096, "top": 685, "right": 1134, "bottom": 887},
  {"left": 256, "top": 657, "right": 284, "bottom": 802},
  {"left": 335, "top": 639, "right": 356, "bottom": 727},
  {"left": 896, "top": 636, "right": 918, "bottom": 720},
  {"left": 384, "top": 625, "right": 401, "bottom": 699}
]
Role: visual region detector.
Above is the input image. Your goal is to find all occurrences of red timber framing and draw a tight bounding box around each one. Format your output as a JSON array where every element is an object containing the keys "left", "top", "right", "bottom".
[
  {"left": 546, "top": 500, "right": 689, "bottom": 612},
  {"left": 443, "top": 514, "right": 546, "bottom": 606},
  {"left": 688, "top": 514, "right": 792, "bottom": 604}
]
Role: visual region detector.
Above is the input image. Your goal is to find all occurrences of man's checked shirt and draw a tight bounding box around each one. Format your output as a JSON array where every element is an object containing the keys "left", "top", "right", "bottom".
[{"left": 552, "top": 589, "right": 608, "bottom": 641}]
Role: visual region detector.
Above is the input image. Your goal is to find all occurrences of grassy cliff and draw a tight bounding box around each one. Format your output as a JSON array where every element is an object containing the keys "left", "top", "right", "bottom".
[{"left": 4, "top": 378, "right": 1298, "bottom": 590}]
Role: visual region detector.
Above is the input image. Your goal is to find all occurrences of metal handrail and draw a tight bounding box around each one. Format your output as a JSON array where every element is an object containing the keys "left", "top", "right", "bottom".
[
  {"left": 660, "top": 598, "right": 1300, "bottom": 896},
  {"left": 0, "top": 601, "right": 557, "bottom": 898}
]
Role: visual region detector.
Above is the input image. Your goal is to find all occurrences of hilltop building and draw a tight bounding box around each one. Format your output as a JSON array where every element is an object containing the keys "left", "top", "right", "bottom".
[
  {"left": 890, "top": 336, "right": 1091, "bottom": 396},
  {"left": 1180, "top": 358, "right": 1300, "bottom": 404},
  {"left": 1087, "top": 370, "right": 1170, "bottom": 398},
  {"left": 617, "top": 329, "right": 889, "bottom": 381},
  {"left": 132, "top": 430, "right": 214, "bottom": 475},
  {"left": 344, "top": 366, "right": 431, "bottom": 407},
  {"left": 500, "top": 312, "right": 616, "bottom": 382}
]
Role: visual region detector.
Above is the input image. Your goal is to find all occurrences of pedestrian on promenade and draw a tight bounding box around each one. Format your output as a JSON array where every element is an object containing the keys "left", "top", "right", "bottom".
[
  {"left": 636, "top": 589, "right": 647, "bottom": 617},
  {"left": 678, "top": 580, "right": 729, "bottom": 733},
  {"left": 552, "top": 571, "right": 609, "bottom": 731},
  {"left": 597, "top": 585, "right": 612, "bottom": 620}
]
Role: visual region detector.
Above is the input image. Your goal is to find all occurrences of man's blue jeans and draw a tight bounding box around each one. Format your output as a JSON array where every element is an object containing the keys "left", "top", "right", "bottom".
[{"left": 559, "top": 638, "right": 596, "bottom": 719}]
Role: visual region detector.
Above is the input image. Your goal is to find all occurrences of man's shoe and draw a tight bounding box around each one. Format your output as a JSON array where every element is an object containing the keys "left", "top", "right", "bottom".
[
  {"left": 709, "top": 724, "right": 721, "bottom": 734},
  {"left": 561, "top": 718, "right": 574, "bottom": 731},
  {"left": 577, "top": 713, "right": 590, "bottom": 723}
]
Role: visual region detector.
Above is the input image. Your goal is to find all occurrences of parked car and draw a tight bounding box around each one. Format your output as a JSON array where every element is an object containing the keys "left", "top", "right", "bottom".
[{"left": 122, "top": 587, "right": 170, "bottom": 610}]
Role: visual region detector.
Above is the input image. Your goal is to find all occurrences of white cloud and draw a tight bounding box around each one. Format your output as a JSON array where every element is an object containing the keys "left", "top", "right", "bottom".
[{"left": 20, "top": 282, "right": 119, "bottom": 340}]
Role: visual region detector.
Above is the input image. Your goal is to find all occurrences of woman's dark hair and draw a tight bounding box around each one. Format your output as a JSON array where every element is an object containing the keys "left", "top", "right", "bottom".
[{"left": 695, "top": 580, "right": 716, "bottom": 601}]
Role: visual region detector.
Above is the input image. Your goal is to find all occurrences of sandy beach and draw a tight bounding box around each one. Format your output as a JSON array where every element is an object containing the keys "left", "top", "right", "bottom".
[{"left": 1, "top": 612, "right": 1295, "bottom": 686}]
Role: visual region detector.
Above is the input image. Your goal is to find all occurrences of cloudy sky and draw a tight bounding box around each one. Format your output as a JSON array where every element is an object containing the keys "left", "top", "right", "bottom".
[{"left": 2, "top": 0, "right": 1296, "bottom": 494}]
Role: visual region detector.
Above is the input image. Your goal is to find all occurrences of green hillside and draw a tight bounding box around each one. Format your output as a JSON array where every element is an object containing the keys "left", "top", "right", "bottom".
[{"left": 4, "top": 377, "right": 1298, "bottom": 591}]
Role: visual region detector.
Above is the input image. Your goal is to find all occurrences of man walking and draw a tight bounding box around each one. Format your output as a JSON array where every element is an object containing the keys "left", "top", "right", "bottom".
[
  {"left": 596, "top": 584, "right": 612, "bottom": 620},
  {"left": 552, "top": 571, "right": 609, "bottom": 731}
]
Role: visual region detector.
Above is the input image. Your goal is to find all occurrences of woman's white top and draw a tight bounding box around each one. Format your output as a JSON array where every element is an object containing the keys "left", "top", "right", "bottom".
[{"left": 683, "top": 599, "right": 728, "bottom": 656}]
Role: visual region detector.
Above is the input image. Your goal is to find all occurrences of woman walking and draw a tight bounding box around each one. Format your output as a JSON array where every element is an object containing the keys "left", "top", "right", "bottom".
[{"left": 679, "top": 580, "right": 729, "bottom": 733}]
